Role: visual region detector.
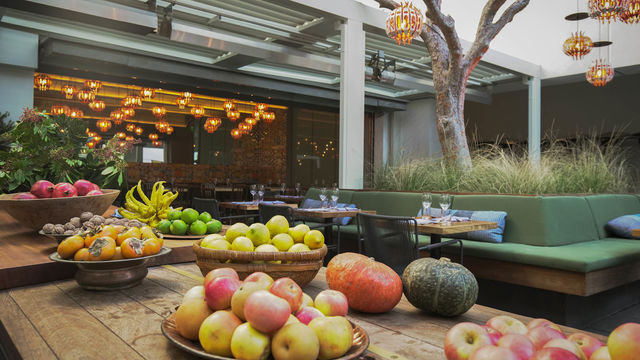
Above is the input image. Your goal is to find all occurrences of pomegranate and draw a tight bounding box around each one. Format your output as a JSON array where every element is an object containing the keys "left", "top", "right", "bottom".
[
  {"left": 52, "top": 182, "right": 78, "bottom": 198},
  {"left": 86, "top": 189, "right": 104, "bottom": 196},
  {"left": 73, "top": 179, "right": 94, "bottom": 196},
  {"left": 13, "top": 192, "right": 37, "bottom": 200},
  {"left": 30, "top": 180, "right": 54, "bottom": 198},
  {"left": 91, "top": 183, "right": 101, "bottom": 191}
]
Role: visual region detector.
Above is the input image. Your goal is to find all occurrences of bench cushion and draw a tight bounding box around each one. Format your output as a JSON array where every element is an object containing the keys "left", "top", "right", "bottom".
[
  {"left": 585, "top": 194, "right": 640, "bottom": 238},
  {"left": 439, "top": 237, "right": 640, "bottom": 273}
]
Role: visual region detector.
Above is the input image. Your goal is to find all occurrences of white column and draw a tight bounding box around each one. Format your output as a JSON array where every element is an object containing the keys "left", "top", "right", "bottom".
[
  {"left": 0, "top": 28, "right": 38, "bottom": 122},
  {"left": 339, "top": 18, "right": 365, "bottom": 189},
  {"left": 528, "top": 77, "right": 541, "bottom": 165}
]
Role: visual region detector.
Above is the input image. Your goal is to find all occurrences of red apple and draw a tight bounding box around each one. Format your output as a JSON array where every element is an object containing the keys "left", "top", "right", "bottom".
[
  {"left": 484, "top": 325, "right": 503, "bottom": 345},
  {"left": 444, "top": 322, "right": 492, "bottom": 360},
  {"left": 198, "top": 310, "right": 242, "bottom": 357},
  {"left": 529, "top": 347, "right": 579, "bottom": 360},
  {"left": 589, "top": 346, "right": 611, "bottom": 360},
  {"left": 314, "top": 290, "right": 348, "bottom": 317},
  {"left": 469, "top": 345, "right": 518, "bottom": 360},
  {"left": 204, "top": 268, "right": 239, "bottom": 288},
  {"left": 567, "top": 333, "right": 603, "bottom": 359},
  {"left": 243, "top": 290, "right": 290, "bottom": 333},
  {"left": 498, "top": 334, "right": 535, "bottom": 360},
  {"left": 52, "top": 182, "right": 77, "bottom": 198},
  {"left": 295, "top": 306, "right": 325, "bottom": 325},
  {"left": 487, "top": 315, "right": 528, "bottom": 336},
  {"left": 528, "top": 319, "right": 564, "bottom": 334},
  {"left": 528, "top": 326, "right": 566, "bottom": 350},
  {"left": 607, "top": 322, "right": 640, "bottom": 360},
  {"left": 204, "top": 276, "right": 241, "bottom": 310},
  {"left": 244, "top": 271, "right": 273, "bottom": 286},
  {"left": 269, "top": 277, "right": 303, "bottom": 313},
  {"left": 543, "top": 338, "right": 586, "bottom": 360}
]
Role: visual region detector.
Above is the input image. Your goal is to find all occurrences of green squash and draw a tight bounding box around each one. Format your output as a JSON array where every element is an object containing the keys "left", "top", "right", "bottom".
[{"left": 402, "top": 257, "right": 478, "bottom": 317}]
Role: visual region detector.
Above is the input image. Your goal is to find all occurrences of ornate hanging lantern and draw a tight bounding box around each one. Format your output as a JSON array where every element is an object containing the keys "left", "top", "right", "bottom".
[
  {"left": 121, "top": 107, "right": 135, "bottom": 119},
  {"left": 255, "top": 103, "right": 267, "bottom": 112},
  {"left": 252, "top": 110, "right": 262, "bottom": 119},
  {"left": 152, "top": 106, "right": 166, "bottom": 118},
  {"left": 126, "top": 123, "right": 136, "bottom": 132},
  {"left": 155, "top": 119, "right": 170, "bottom": 133},
  {"left": 117, "top": 141, "right": 127, "bottom": 148},
  {"left": 148, "top": 133, "right": 159, "bottom": 141},
  {"left": 134, "top": 126, "right": 144, "bottom": 136},
  {"left": 88, "top": 100, "right": 106, "bottom": 112},
  {"left": 93, "top": 135, "right": 102, "bottom": 143},
  {"left": 203, "top": 117, "right": 221, "bottom": 133},
  {"left": 166, "top": 126, "right": 174, "bottom": 135},
  {"left": 140, "top": 88, "right": 155, "bottom": 99},
  {"left": 87, "top": 131, "right": 97, "bottom": 138},
  {"left": 191, "top": 106, "right": 206, "bottom": 118},
  {"left": 562, "top": 32, "right": 593, "bottom": 59},
  {"left": 86, "top": 141, "right": 96, "bottom": 149},
  {"left": 238, "top": 122, "right": 252, "bottom": 134},
  {"left": 176, "top": 96, "right": 189, "bottom": 109},
  {"left": 125, "top": 135, "right": 135, "bottom": 142},
  {"left": 61, "top": 85, "right": 76, "bottom": 99},
  {"left": 182, "top": 91, "right": 192, "bottom": 99},
  {"left": 586, "top": 59, "right": 614, "bottom": 86},
  {"left": 223, "top": 100, "right": 235, "bottom": 112},
  {"left": 50, "top": 105, "right": 67, "bottom": 116},
  {"left": 77, "top": 88, "right": 95, "bottom": 103},
  {"left": 385, "top": 2, "right": 424, "bottom": 46},
  {"left": 84, "top": 80, "right": 102, "bottom": 93},
  {"left": 245, "top": 117, "right": 258, "bottom": 126},
  {"left": 589, "top": 0, "right": 625, "bottom": 22},
  {"left": 263, "top": 112, "right": 276, "bottom": 123},
  {"left": 96, "top": 119, "right": 112, "bottom": 132},
  {"left": 116, "top": 132, "right": 126, "bottom": 139},
  {"left": 110, "top": 109, "right": 124, "bottom": 125},
  {"left": 121, "top": 95, "right": 142, "bottom": 108},
  {"left": 34, "top": 74, "right": 52, "bottom": 91},
  {"left": 227, "top": 110, "right": 240, "bottom": 121},
  {"left": 152, "top": 140, "right": 162, "bottom": 147},
  {"left": 230, "top": 128, "right": 242, "bottom": 139},
  {"left": 620, "top": 0, "right": 640, "bottom": 23},
  {"left": 67, "top": 108, "right": 84, "bottom": 119}
]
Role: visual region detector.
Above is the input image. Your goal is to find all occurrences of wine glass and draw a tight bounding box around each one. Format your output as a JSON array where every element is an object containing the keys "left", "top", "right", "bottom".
[
  {"left": 226, "top": 177, "right": 231, "bottom": 186},
  {"left": 280, "top": 182, "right": 286, "bottom": 195},
  {"left": 250, "top": 184, "right": 257, "bottom": 203},
  {"left": 213, "top": 178, "right": 218, "bottom": 186},
  {"left": 440, "top": 194, "right": 452, "bottom": 225},
  {"left": 295, "top": 183, "right": 301, "bottom": 196},
  {"left": 331, "top": 187, "right": 339, "bottom": 209},
  {"left": 319, "top": 187, "right": 328, "bottom": 208},
  {"left": 258, "top": 184, "right": 265, "bottom": 202},
  {"left": 422, "top": 192, "right": 432, "bottom": 219}
]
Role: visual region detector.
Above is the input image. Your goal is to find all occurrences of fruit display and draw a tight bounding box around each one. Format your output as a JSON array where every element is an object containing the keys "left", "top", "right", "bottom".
[
  {"left": 13, "top": 179, "right": 103, "bottom": 199},
  {"left": 325, "top": 252, "right": 402, "bottom": 313},
  {"left": 41, "top": 211, "right": 144, "bottom": 236},
  {"left": 55, "top": 224, "right": 163, "bottom": 261},
  {"left": 402, "top": 257, "right": 478, "bottom": 317},
  {"left": 170, "top": 267, "right": 356, "bottom": 360},
  {"left": 443, "top": 315, "right": 638, "bottom": 360},
  {"left": 199, "top": 216, "right": 323, "bottom": 252},
  {"left": 157, "top": 207, "right": 222, "bottom": 236},
  {"left": 119, "top": 180, "right": 179, "bottom": 227}
]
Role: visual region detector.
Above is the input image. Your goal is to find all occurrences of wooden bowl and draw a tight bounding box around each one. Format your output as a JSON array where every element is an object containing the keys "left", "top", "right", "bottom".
[
  {"left": 193, "top": 240, "right": 327, "bottom": 287},
  {"left": 0, "top": 189, "right": 120, "bottom": 231}
]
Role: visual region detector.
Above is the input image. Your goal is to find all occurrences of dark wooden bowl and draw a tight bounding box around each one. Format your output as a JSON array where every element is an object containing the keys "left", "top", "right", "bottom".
[{"left": 0, "top": 189, "right": 120, "bottom": 231}]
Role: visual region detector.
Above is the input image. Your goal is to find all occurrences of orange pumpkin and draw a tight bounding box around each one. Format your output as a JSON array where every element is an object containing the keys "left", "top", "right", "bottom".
[{"left": 326, "top": 252, "right": 402, "bottom": 313}]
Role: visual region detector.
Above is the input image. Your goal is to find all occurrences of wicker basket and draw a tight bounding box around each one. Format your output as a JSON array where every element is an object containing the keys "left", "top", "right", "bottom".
[{"left": 193, "top": 240, "right": 328, "bottom": 287}]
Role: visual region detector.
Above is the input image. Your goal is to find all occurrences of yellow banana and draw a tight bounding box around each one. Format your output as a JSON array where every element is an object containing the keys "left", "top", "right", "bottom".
[
  {"left": 149, "top": 182, "right": 160, "bottom": 209},
  {"left": 119, "top": 208, "right": 139, "bottom": 220},
  {"left": 136, "top": 181, "right": 152, "bottom": 206}
]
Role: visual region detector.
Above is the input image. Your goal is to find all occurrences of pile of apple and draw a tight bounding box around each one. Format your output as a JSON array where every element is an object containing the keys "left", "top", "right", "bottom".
[
  {"left": 174, "top": 267, "right": 353, "bottom": 360},
  {"left": 445, "top": 314, "right": 639, "bottom": 360},
  {"left": 13, "top": 179, "right": 103, "bottom": 199}
]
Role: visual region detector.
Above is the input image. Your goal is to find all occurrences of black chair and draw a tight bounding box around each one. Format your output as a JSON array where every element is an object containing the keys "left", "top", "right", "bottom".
[
  {"left": 200, "top": 183, "right": 216, "bottom": 198},
  {"left": 192, "top": 197, "right": 257, "bottom": 224},
  {"left": 258, "top": 203, "right": 296, "bottom": 224},
  {"left": 356, "top": 213, "right": 464, "bottom": 275}
]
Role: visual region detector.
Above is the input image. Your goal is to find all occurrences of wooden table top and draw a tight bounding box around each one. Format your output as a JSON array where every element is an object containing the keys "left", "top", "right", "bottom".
[
  {"left": 219, "top": 202, "right": 298, "bottom": 211},
  {"left": 417, "top": 220, "right": 497, "bottom": 235},
  {"left": 293, "top": 208, "right": 375, "bottom": 218},
  {"left": 0, "top": 265, "right": 606, "bottom": 360},
  {"left": 632, "top": 229, "right": 640, "bottom": 237}
]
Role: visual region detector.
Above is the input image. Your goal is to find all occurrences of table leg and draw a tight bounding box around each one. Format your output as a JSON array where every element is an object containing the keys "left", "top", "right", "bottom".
[{"left": 431, "top": 234, "right": 442, "bottom": 259}]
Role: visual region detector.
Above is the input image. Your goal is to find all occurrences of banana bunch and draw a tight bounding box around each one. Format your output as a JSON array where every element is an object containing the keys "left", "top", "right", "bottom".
[{"left": 119, "top": 180, "right": 181, "bottom": 227}]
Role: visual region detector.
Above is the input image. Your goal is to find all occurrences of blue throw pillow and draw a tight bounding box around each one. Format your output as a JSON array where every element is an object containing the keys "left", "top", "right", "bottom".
[
  {"left": 606, "top": 214, "right": 640, "bottom": 239},
  {"left": 333, "top": 203, "right": 357, "bottom": 225},
  {"left": 301, "top": 199, "right": 322, "bottom": 209},
  {"left": 453, "top": 210, "right": 508, "bottom": 243},
  {"left": 417, "top": 207, "right": 444, "bottom": 218}
]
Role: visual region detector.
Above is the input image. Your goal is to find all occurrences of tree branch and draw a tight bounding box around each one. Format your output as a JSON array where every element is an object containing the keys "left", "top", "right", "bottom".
[{"left": 422, "top": 0, "right": 463, "bottom": 72}]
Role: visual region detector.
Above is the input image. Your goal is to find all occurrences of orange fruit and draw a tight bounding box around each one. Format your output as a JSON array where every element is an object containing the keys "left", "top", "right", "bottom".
[
  {"left": 112, "top": 246, "right": 124, "bottom": 260},
  {"left": 142, "top": 238, "right": 162, "bottom": 256},
  {"left": 97, "top": 225, "right": 119, "bottom": 240},
  {"left": 57, "top": 235, "right": 85, "bottom": 259},
  {"left": 84, "top": 233, "right": 98, "bottom": 248},
  {"left": 116, "top": 227, "right": 141, "bottom": 246},
  {"left": 121, "top": 238, "right": 144, "bottom": 258},
  {"left": 74, "top": 248, "right": 90, "bottom": 261},
  {"left": 87, "top": 236, "right": 116, "bottom": 261}
]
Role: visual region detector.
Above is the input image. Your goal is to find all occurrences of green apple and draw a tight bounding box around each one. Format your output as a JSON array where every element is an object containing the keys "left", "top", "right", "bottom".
[
  {"left": 170, "top": 220, "right": 188, "bottom": 235},
  {"left": 247, "top": 223, "right": 271, "bottom": 247},
  {"left": 206, "top": 219, "right": 223, "bottom": 234},
  {"left": 272, "top": 233, "right": 294, "bottom": 251},
  {"left": 157, "top": 219, "right": 172, "bottom": 234},
  {"left": 230, "top": 323, "right": 271, "bottom": 360},
  {"left": 289, "top": 224, "right": 310, "bottom": 243},
  {"left": 181, "top": 208, "right": 200, "bottom": 225},
  {"left": 189, "top": 220, "right": 207, "bottom": 235},
  {"left": 272, "top": 323, "right": 320, "bottom": 360},
  {"left": 198, "top": 211, "right": 212, "bottom": 223},
  {"left": 199, "top": 310, "right": 242, "bottom": 357},
  {"left": 167, "top": 209, "right": 182, "bottom": 221},
  {"left": 182, "top": 285, "right": 205, "bottom": 304},
  {"left": 225, "top": 222, "right": 249, "bottom": 242},
  {"left": 254, "top": 244, "right": 281, "bottom": 264},
  {"left": 231, "top": 236, "right": 254, "bottom": 252},
  {"left": 308, "top": 316, "right": 353, "bottom": 360},
  {"left": 231, "top": 281, "right": 271, "bottom": 321},
  {"left": 266, "top": 215, "right": 289, "bottom": 237}
]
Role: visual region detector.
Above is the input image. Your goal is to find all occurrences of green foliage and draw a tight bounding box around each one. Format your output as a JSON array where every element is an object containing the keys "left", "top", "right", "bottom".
[
  {"left": 373, "top": 134, "right": 634, "bottom": 195},
  {"left": 0, "top": 108, "right": 129, "bottom": 194}
]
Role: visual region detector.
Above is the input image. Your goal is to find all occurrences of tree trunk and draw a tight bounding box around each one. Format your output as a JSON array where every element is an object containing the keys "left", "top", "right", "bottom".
[{"left": 434, "top": 82, "right": 472, "bottom": 171}]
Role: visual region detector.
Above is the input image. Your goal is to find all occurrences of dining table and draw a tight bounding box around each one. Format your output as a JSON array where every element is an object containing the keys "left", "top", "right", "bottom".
[
  {"left": 293, "top": 208, "right": 375, "bottom": 254},
  {"left": 416, "top": 220, "right": 498, "bottom": 259}
]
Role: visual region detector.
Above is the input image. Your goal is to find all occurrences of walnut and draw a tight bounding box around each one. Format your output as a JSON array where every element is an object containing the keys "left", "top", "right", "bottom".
[
  {"left": 80, "top": 212, "right": 93, "bottom": 222},
  {"left": 42, "top": 223, "right": 55, "bottom": 233},
  {"left": 70, "top": 217, "right": 82, "bottom": 228},
  {"left": 64, "top": 222, "right": 75, "bottom": 230},
  {"left": 53, "top": 225, "right": 65, "bottom": 234}
]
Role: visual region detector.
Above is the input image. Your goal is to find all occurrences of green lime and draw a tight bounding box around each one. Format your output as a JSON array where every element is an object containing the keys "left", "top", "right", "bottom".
[
  {"left": 157, "top": 219, "right": 172, "bottom": 234},
  {"left": 206, "top": 219, "right": 223, "bottom": 234},
  {"left": 198, "top": 211, "right": 212, "bottom": 223},
  {"left": 170, "top": 220, "right": 188, "bottom": 235},
  {"left": 168, "top": 209, "right": 182, "bottom": 221},
  {"left": 181, "top": 208, "right": 199, "bottom": 225},
  {"left": 189, "top": 220, "right": 207, "bottom": 236}
]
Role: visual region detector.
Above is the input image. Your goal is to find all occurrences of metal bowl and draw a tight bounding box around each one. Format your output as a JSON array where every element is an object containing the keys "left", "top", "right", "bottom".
[{"left": 49, "top": 247, "right": 172, "bottom": 291}]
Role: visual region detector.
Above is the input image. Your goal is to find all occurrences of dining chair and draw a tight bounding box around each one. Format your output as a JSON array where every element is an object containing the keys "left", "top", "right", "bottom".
[
  {"left": 191, "top": 197, "right": 258, "bottom": 224},
  {"left": 356, "top": 213, "right": 464, "bottom": 275},
  {"left": 200, "top": 183, "right": 216, "bottom": 199}
]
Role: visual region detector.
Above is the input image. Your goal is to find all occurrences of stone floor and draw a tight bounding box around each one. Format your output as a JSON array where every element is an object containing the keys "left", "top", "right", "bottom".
[{"left": 584, "top": 301, "right": 640, "bottom": 336}]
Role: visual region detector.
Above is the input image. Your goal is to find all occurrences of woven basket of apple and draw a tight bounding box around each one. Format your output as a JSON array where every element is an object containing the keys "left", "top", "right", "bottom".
[
  {"left": 0, "top": 179, "right": 119, "bottom": 231},
  {"left": 161, "top": 267, "right": 369, "bottom": 360},
  {"left": 193, "top": 216, "right": 328, "bottom": 287}
]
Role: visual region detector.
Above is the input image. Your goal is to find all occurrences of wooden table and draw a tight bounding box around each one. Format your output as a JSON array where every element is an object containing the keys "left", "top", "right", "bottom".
[
  {"left": 417, "top": 220, "right": 497, "bottom": 259},
  {"left": 219, "top": 201, "right": 298, "bottom": 211},
  {"left": 273, "top": 195, "right": 306, "bottom": 203},
  {"left": 293, "top": 209, "right": 375, "bottom": 254},
  {"left": 0, "top": 265, "right": 606, "bottom": 360},
  {"left": 632, "top": 229, "right": 640, "bottom": 237}
]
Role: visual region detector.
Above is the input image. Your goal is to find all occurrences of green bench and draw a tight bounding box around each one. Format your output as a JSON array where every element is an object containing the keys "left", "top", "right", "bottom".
[{"left": 302, "top": 189, "right": 640, "bottom": 297}]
